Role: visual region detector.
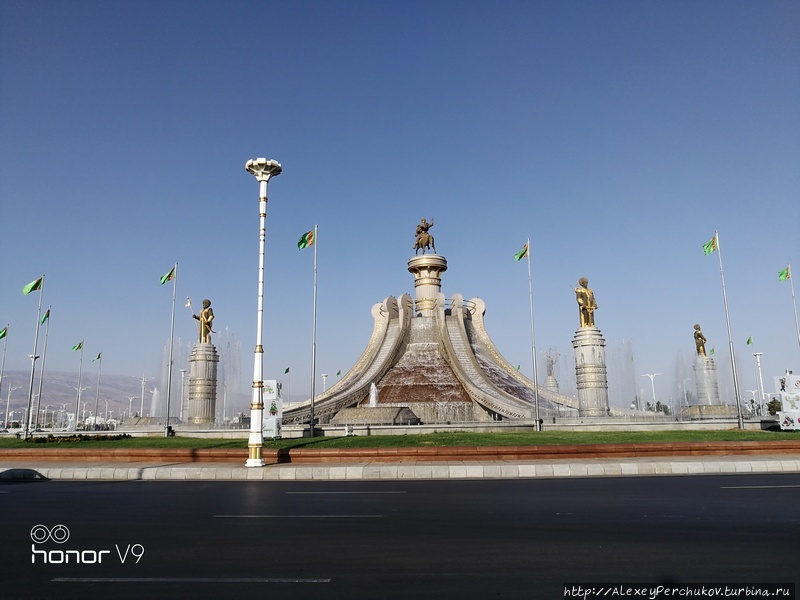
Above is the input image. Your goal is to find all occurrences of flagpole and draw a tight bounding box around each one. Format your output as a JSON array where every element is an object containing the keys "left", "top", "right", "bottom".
[
  {"left": 309, "top": 225, "right": 319, "bottom": 437},
  {"left": 164, "top": 263, "right": 178, "bottom": 437},
  {"left": 788, "top": 262, "right": 800, "bottom": 357},
  {"left": 93, "top": 353, "right": 103, "bottom": 429},
  {"left": 714, "top": 232, "right": 744, "bottom": 429},
  {"left": 34, "top": 307, "right": 51, "bottom": 430},
  {"left": 24, "top": 275, "right": 44, "bottom": 440},
  {"left": 0, "top": 326, "right": 8, "bottom": 423},
  {"left": 525, "top": 238, "right": 541, "bottom": 431},
  {"left": 72, "top": 343, "right": 84, "bottom": 431}
]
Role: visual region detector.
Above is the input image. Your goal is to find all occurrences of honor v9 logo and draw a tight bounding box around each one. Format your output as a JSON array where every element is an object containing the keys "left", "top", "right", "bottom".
[{"left": 30, "top": 524, "right": 144, "bottom": 565}]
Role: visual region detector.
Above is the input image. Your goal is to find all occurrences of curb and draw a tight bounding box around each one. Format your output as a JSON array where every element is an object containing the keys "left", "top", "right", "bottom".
[
  {"left": 3, "top": 440, "right": 800, "bottom": 463},
  {"left": 2, "top": 454, "right": 800, "bottom": 481}
]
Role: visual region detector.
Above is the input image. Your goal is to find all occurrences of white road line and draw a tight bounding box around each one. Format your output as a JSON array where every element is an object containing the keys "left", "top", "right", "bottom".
[
  {"left": 53, "top": 577, "right": 330, "bottom": 583},
  {"left": 285, "top": 491, "right": 407, "bottom": 495},
  {"left": 213, "top": 514, "right": 383, "bottom": 518},
  {"left": 721, "top": 484, "right": 800, "bottom": 489}
]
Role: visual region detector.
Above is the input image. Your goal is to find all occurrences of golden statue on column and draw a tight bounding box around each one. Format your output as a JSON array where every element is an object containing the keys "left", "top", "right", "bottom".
[{"left": 574, "top": 277, "right": 597, "bottom": 328}]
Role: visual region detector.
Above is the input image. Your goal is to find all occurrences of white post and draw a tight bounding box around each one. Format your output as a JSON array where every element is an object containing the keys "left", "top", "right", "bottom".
[
  {"left": 309, "top": 225, "right": 318, "bottom": 437},
  {"left": 712, "top": 232, "right": 744, "bottom": 428},
  {"left": 23, "top": 275, "right": 44, "bottom": 439},
  {"left": 753, "top": 352, "right": 765, "bottom": 414},
  {"left": 164, "top": 263, "right": 178, "bottom": 437},
  {"left": 244, "top": 158, "right": 282, "bottom": 467},
  {"left": 524, "top": 238, "right": 541, "bottom": 430},
  {"left": 641, "top": 373, "right": 661, "bottom": 410}
]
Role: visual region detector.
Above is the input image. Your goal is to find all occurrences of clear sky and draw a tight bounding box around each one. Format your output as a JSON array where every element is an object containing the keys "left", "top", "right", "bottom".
[{"left": 2, "top": 0, "right": 798, "bottom": 409}]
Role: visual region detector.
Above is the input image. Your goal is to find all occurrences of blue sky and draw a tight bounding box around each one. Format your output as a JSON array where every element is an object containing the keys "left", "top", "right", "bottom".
[{"left": 2, "top": 0, "right": 798, "bottom": 409}]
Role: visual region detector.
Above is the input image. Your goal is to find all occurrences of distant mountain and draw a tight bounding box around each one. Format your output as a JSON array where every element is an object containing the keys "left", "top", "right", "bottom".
[{"left": 1, "top": 370, "right": 147, "bottom": 423}]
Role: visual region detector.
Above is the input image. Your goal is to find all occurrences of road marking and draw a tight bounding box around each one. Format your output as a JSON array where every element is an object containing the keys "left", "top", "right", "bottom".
[
  {"left": 53, "top": 577, "right": 330, "bottom": 583},
  {"left": 721, "top": 485, "right": 800, "bottom": 489},
  {"left": 285, "top": 491, "right": 407, "bottom": 495},
  {"left": 214, "top": 514, "right": 383, "bottom": 518}
]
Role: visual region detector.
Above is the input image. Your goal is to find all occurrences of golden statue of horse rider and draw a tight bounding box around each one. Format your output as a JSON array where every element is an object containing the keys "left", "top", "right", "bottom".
[{"left": 413, "top": 218, "right": 436, "bottom": 255}]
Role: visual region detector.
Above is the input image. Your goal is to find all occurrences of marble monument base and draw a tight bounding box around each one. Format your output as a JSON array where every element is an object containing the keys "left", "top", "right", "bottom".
[
  {"left": 693, "top": 356, "right": 721, "bottom": 405},
  {"left": 187, "top": 342, "right": 219, "bottom": 425},
  {"left": 679, "top": 405, "right": 739, "bottom": 420},
  {"left": 572, "top": 327, "right": 610, "bottom": 418}
]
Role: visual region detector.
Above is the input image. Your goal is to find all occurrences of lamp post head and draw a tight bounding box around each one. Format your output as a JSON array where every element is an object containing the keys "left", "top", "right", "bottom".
[{"left": 245, "top": 158, "right": 282, "bottom": 182}]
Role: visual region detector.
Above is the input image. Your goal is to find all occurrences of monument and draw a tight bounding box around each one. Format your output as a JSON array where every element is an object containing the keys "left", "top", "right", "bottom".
[
  {"left": 692, "top": 323, "right": 720, "bottom": 406},
  {"left": 544, "top": 350, "right": 560, "bottom": 394},
  {"left": 284, "top": 220, "right": 578, "bottom": 427},
  {"left": 681, "top": 324, "right": 731, "bottom": 419},
  {"left": 186, "top": 299, "right": 219, "bottom": 425},
  {"left": 571, "top": 277, "right": 610, "bottom": 417}
]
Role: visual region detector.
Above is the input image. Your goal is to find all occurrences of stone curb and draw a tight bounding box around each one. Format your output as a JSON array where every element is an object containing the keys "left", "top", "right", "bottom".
[
  {"left": 4, "top": 440, "right": 800, "bottom": 464},
  {"left": 2, "top": 455, "right": 799, "bottom": 481}
]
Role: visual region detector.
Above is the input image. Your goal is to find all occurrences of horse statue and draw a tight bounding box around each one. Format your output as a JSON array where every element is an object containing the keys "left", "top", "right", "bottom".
[{"left": 413, "top": 218, "right": 436, "bottom": 255}]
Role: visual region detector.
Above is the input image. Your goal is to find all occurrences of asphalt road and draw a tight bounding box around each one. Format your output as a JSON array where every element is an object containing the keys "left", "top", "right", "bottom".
[{"left": 3, "top": 474, "right": 798, "bottom": 599}]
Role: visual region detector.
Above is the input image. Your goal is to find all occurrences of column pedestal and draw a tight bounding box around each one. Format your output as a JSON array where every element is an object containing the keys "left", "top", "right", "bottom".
[
  {"left": 693, "top": 356, "right": 720, "bottom": 405},
  {"left": 408, "top": 254, "right": 447, "bottom": 317},
  {"left": 187, "top": 343, "right": 219, "bottom": 425},
  {"left": 572, "top": 327, "right": 610, "bottom": 417}
]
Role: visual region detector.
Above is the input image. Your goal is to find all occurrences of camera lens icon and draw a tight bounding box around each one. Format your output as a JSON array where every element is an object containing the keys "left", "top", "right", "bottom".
[{"left": 30, "top": 524, "right": 70, "bottom": 544}]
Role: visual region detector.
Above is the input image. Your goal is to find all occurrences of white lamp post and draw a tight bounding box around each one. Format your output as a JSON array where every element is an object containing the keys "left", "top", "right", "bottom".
[
  {"left": 752, "top": 352, "right": 766, "bottom": 415},
  {"left": 244, "top": 157, "right": 282, "bottom": 467},
  {"left": 641, "top": 373, "right": 661, "bottom": 410},
  {"left": 5, "top": 385, "right": 20, "bottom": 429}
]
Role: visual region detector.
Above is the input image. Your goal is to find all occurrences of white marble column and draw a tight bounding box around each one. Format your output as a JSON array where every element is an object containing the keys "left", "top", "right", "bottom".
[
  {"left": 187, "top": 343, "right": 219, "bottom": 425},
  {"left": 572, "top": 327, "right": 610, "bottom": 417}
]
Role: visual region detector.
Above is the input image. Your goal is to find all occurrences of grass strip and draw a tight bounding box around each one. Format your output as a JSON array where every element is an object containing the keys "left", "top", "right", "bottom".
[{"left": 0, "top": 429, "right": 796, "bottom": 451}]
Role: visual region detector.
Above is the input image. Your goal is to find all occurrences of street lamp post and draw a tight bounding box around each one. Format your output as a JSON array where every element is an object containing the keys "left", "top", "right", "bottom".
[
  {"left": 752, "top": 352, "right": 766, "bottom": 416},
  {"left": 641, "top": 373, "right": 662, "bottom": 411},
  {"left": 179, "top": 369, "right": 187, "bottom": 422},
  {"left": 136, "top": 374, "right": 152, "bottom": 419},
  {"left": 244, "top": 157, "right": 282, "bottom": 467},
  {"left": 5, "top": 385, "right": 20, "bottom": 429}
]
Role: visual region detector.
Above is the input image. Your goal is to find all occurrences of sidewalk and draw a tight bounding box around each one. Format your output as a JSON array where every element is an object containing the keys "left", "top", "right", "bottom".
[{"left": 3, "top": 454, "right": 800, "bottom": 482}]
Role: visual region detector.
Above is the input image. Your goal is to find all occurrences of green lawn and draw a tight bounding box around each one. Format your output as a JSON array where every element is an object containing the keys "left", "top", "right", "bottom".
[{"left": 0, "top": 429, "right": 796, "bottom": 450}]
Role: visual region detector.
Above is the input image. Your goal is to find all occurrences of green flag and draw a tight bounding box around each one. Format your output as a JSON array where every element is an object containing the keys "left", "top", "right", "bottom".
[
  {"left": 0, "top": 327, "right": 7, "bottom": 340},
  {"left": 93, "top": 352, "right": 102, "bottom": 362},
  {"left": 284, "top": 367, "right": 290, "bottom": 374},
  {"left": 514, "top": 244, "right": 528, "bottom": 261},
  {"left": 297, "top": 229, "right": 315, "bottom": 250},
  {"left": 746, "top": 337, "right": 753, "bottom": 345},
  {"left": 779, "top": 267, "right": 790, "bottom": 282},
  {"left": 703, "top": 235, "right": 718, "bottom": 256},
  {"left": 41, "top": 308, "right": 50, "bottom": 324},
  {"left": 709, "top": 348, "right": 715, "bottom": 355},
  {"left": 336, "top": 370, "right": 341, "bottom": 377},
  {"left": 22, "top": 277, "right": 43, "bottom": 295},
  {"left": 160, "top": 266, "right": 176, "bottom": 285},
  {"left": 72, "top": 341, "right": 83, "bottom": 351}
]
